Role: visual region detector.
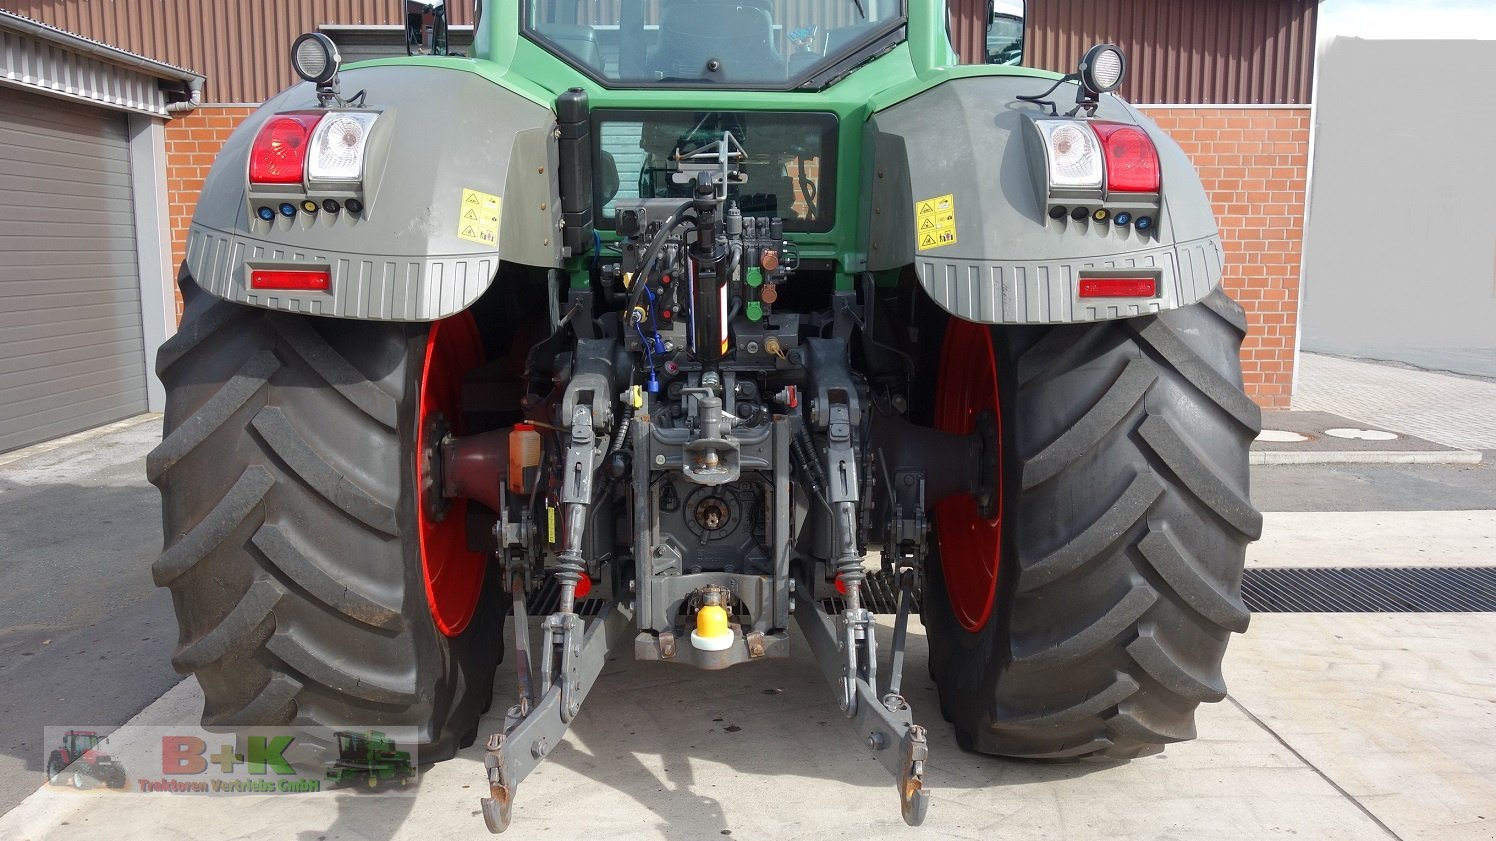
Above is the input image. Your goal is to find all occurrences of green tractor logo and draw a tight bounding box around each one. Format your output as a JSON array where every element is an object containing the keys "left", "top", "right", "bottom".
[{"left": 324, "top": 730, "right": 416, "bottom": 790}]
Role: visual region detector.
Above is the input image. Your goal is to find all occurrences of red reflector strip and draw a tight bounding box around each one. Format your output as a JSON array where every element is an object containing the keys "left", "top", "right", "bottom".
[
  {"left": 1079, "top": 278, "right": 1157, "bottom": 298},
  {"left": 250, "top": 269, "right": 331, "bottom": 291}
]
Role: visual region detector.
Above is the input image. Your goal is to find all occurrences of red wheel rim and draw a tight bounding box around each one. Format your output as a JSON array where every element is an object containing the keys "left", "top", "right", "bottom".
[
  {"left": 933, "top": 320, "right": 1003, "bottom": 633},
  {"left": 416, "top": 311, "right": 487, "bottom": 637}
]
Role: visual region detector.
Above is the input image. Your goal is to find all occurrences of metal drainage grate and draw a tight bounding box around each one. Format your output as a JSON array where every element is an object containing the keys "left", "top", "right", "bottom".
[
  {"left": 1242, "top": 567, "right": 1496, "bottom": 613},
  {"left": 524, "top": 575, "right": 605, "bottom": 617},
  {"left": 526, "top": 567, "right": 1496, "bottom": 618},
  {"left": 821, "top": 569, "right": 921, "bottom": 615}
]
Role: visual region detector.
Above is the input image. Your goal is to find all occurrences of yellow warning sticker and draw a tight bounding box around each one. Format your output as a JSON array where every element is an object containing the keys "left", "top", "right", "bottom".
[
  {"left": 458, "top": 188, "right": 502, "bottom": 247},
  {"left": 914, "top": 193, "right": 957, "bottom": 251}
]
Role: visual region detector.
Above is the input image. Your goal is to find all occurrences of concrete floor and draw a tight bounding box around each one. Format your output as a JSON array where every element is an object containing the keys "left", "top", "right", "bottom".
[
  {"left": 0, "top": 610, "right": 1492, "bottom": 841},
  {"left": 0, "top": 415, "right": 181, "bottom": 814},
  {"left": 1294, "top": 354, "right": 1496, "bottom": 451},
  {"left": 3, "top": 414, "right": 1494, "bottom": 840}
]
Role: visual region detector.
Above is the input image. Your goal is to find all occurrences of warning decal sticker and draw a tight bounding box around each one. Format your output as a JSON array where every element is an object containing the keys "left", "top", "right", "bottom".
[
  {"left": 914, "top": 193, "right": 957, "bottom": 251},
  {"left": 458, "top": 188, "right": 502, "bottom": 247}
]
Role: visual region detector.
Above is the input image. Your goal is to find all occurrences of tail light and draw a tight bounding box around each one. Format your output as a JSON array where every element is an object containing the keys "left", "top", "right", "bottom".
[
  {"left": 251, "top": 268, "right": 331, "bottom": 291},
  {"left": 249, "top": 113, "right": 323, "bottom": 184},
  {"left": 1033, "top": 118, "right": 1162, "bottom": 199},
  {"left": 308, "top": 112, "right": 380, "bottom": 182},
  {"left": 1036, "top": 120, "right": 1103, "bottom": 190},
  {"left": 1090, "top": 122, "right": 1160, "bottom": 193}
]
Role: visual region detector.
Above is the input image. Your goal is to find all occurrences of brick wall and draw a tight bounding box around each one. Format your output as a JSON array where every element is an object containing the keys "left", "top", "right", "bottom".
[
  {"left": 160, "top": 104, "right": 1309, "bottom": 408},
  {"left": 164, "top": 106, "right": 256, "bottom": 318},
  {"left": 1141, "top": 106, "right": 1310, "bottom": 410}
]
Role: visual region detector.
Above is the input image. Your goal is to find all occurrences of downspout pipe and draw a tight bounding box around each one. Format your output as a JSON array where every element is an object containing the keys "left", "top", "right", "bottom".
[{"left": 165, "top": 77, "right": 203, "bottom": 113}]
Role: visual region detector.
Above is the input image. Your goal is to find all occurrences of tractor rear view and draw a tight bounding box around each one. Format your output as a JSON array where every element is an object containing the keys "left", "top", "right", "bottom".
[{"left": 151, "top": 0, "right": 1260, "bottom": 830}]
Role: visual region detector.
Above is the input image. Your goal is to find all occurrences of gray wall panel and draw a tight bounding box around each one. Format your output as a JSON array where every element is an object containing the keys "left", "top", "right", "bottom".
[
  {"left": 0, "top": 85, "right": 146, "bottom": 452},
  {"left": 1301, "top": 38, "right": 1496, "bottom": 378}
]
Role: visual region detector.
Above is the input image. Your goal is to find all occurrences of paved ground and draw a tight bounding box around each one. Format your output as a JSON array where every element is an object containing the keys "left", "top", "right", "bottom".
[
  {"left": 0, "top": 415, "right": 180, "bottom": 814},
  {"left": 0, "top": 607, "right": 1492, "bottom": 841},
  {"left": 2, "top": 356, "right": 1494, "bottom": 841},
  {"left": 1253, "top": 457, "right": 1496, "bottom": 511},
  {"left": 1253, "top": 410, "right": 1479, "bottom": 466},
  {"left": 1295, "top": 353, "right": 1496, "bottom": 451}
]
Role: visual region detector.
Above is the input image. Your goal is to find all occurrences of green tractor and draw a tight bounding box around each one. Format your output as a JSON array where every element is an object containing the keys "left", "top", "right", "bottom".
[
  {"left": 325, "top": 730, "right": 416, "bottom": 788},
  {"left": 150, "top": 0, "right": 1260, "bottom": 831}
]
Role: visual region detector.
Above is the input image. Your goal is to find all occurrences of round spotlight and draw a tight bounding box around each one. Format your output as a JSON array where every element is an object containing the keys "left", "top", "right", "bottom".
[
  {"left": 1135, "top": 215, "right": 1154, "bottom": 232},
  {"left": 1114, "top": 211, "right": 1132, "bottom": 226},
  {"left": 322, "top": 199, "right": 341, "bottom": 214},
  {"left": 1048, "top": 206, "right": 1068, "bottom": 220},
  {"left": 256, "top": 206, "right": 276, "bottom": 222},
  {"left": 291, "top": 32, "right": 341, "bottom": 86},
  {"left": 301, "top": 199, "right": 319, "bottom": 214},
  {"left": 1080, "top": 44, "right": 1127, "bottom": 95},
  {"left": 344, "top": 198, "right": 364, "bottom": 215},
  {"left": 1071, "top": 207, "right": 1089, "bottom": 222},
  {"left": 1092, "top": 208, "right": 1110, "bottom": 223},
  {"left": 278, "top": 202, "right": 297, "bottom": 218}
]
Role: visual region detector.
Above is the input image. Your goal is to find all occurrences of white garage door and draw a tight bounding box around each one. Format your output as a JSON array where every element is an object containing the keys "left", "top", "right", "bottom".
[{"left": 0, "top": 85, "right": 147, "bottom": 452}]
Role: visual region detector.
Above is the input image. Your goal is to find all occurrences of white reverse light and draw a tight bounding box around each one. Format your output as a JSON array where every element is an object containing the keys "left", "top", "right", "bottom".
[
  {"left": 307, "top": 112, "right": 379, "bottom": 182},
  {"left": 1036, "top": 120, "right": 1103, "bottom": 190}
]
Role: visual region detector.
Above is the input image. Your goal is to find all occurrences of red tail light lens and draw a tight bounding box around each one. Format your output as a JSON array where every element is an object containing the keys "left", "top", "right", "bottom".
[
  {"left": 249, "top": 113, "right": 323, "bottom": 184},
  {"left": 250, "top": 268, "right": 331, "bottom": 291},
  {"left": 1091, "top": 122, "right": 1160, "bottom": 193},
  {"left": 1079, "top": 277, "right": 1157, "bottom": 298}
]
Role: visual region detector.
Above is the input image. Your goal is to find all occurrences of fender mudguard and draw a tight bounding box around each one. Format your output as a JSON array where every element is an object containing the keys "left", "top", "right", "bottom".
[
  {"left": 186, "top": 64, "right": 559, "bottom": 321},
  {"left": 863, "top": 76, "right": 1224, "bottom": 324}
]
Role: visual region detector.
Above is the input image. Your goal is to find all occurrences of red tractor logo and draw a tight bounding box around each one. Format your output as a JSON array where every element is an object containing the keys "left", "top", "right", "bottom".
[{"left": 46, "top": 730, "right": 127, "bottom": 789}]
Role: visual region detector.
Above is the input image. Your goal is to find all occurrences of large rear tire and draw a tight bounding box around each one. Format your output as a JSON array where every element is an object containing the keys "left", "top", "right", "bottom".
[
  {"left": 148, "top": 272, "right": 504, "bottom": 761},
  {"left": 924, "top": 288, "right": 1262, "bottom": 760}
]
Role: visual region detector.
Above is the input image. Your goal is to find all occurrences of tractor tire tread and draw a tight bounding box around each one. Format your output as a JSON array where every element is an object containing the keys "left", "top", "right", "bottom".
[
  {"left": 926, "top": 288, "right": 1258, "bottom": 761},
  {"left": 252, "top": 523, "right": 403, "bottom": 630},
  {"left": 152, "top": 276, "right": 500, "bottom": 761}
]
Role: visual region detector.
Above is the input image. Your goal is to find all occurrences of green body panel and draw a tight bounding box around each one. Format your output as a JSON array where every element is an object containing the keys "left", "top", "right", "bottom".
[
  {"left": 351, "top": 0, "right": 1064, "bottom": 277},
  {"left": 184, "top": 0, "right": 1222, "bottom": 323}
]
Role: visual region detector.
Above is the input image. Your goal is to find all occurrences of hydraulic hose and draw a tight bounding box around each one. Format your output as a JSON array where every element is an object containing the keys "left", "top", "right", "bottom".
[{"left": 626, "top": 200, "right": 695, "bottom": 317}]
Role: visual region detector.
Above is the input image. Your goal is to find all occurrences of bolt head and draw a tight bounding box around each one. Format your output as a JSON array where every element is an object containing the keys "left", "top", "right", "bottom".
[{"left": 655, "top": 454, "right": 667, "bottom": 466}]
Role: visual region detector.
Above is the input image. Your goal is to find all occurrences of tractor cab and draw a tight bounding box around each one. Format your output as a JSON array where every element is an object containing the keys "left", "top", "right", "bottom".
[
  {"left": 524, "top": 0, "right": 907, "bottom": 87},
  {"left": 62, "top": 730, "right": 100, "bottom": 760}
]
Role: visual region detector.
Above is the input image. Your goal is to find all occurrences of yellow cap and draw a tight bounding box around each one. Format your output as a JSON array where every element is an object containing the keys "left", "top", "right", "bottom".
[{"left": 696, "top": 604, "right": 730, "bottom": 639}]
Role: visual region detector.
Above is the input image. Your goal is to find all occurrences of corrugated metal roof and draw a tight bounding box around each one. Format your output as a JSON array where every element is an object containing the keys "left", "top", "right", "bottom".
[
  {"left": 6, "top": 1, "right": 473, "bottom": 104},
  {"left": 0, "top": 10, "right": 204, "bottom": 116},
  {"left": 1024, "top": 0, "right": 1318, "bottom": 105},
  {"left": 10, "top": 0, "right": 1317, "bottom": 105},
  {"left": 0, "top": 8, "right": 203, "bottom": 81}
]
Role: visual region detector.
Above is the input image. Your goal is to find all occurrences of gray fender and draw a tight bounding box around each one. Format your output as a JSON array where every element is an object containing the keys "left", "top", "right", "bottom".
[
  {"left": 863, "top": 76, "right": 1223, "bottom": 324},
  {"left": 186, "top": 64, "right": 560, "bottom": 321}
]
